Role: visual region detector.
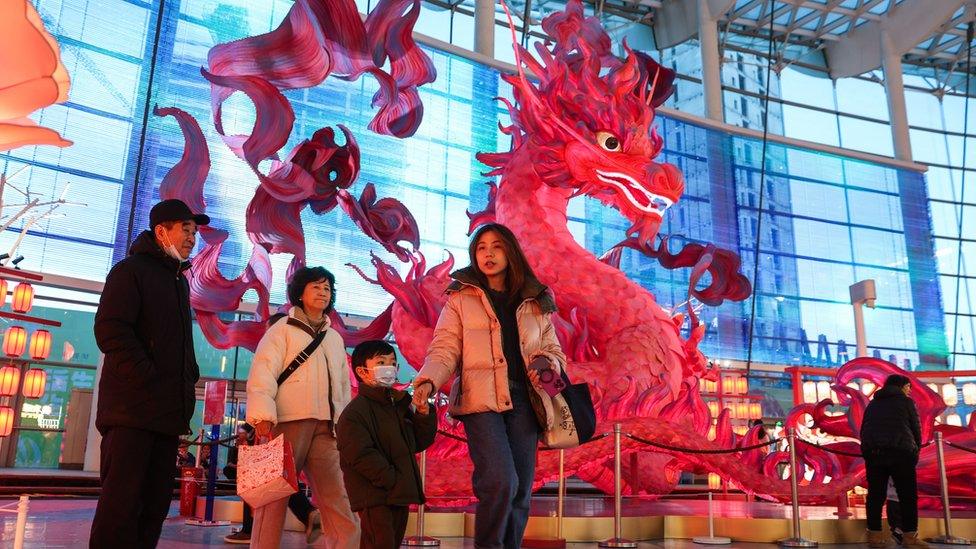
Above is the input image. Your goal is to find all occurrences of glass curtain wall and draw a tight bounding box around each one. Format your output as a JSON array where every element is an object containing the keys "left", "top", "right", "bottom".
[
  {"left": 652, "top": 12, "right": 973, "bottom": 372},
  {"left": 905, "top": 76, "right": 976, "bottom": 371}
]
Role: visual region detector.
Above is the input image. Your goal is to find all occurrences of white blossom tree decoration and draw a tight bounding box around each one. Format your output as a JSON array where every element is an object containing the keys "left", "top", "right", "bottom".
[{"left": 0, "top": 165, "right": 86, "bottom": 265}]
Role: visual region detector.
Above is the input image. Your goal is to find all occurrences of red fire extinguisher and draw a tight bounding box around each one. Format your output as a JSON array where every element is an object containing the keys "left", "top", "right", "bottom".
[{"left": 179, "top": 466, "right": 204, "bottom": 517}]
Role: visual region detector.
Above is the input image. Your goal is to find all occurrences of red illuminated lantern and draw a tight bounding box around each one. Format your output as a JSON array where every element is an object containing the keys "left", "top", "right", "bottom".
[
  {"left": 0, "top": 278, "right": 7, "bottom": 308},
  {"left": 0, "top": 406, "right": 13, "bottom": 437},
  {"left": 750, "top": 402, "right": 762, "bottom": 420},
  {"left": 29, "top": 329, "right": 51, "bottom": 360},
  {"left": 0, "top": 364, "right": 19, "bottom": 396},
  {"left": 11, "top": 282, "right": 34, "bottom": 313},
  {"left": 3, "top": 326, "right": 26, "bottom": 357},
  {"left": 22, "top": 368, "right": 46, "bottom": 399},
  {"left": 736, "top": 402, "right": 749, "bottom": 419},
  {"left": 708, "top": 473, "right": 721, "bottom": 490},
  {"left": 735, "top": 376, "right": 748, "bottom": 395}
]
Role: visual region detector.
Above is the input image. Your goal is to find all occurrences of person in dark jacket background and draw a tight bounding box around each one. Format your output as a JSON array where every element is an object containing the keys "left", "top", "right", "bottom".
[
  {"left": 860, "top": 374, "right": 928, "bottom": 548},
  {"left": 89, "top": 199, "right": 207, "bottom": 548},
  {"left": 337, "top": 340, "right": 437, "bottom": 549}
]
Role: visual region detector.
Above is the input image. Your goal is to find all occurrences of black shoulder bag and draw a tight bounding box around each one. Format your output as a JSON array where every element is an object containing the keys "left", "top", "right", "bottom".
[{"left": 276, "top": 325, "right": 327, "bottom": 386}]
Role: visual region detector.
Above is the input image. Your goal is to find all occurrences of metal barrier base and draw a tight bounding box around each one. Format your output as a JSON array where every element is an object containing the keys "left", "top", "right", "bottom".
[
  {"left": 402, "top": 536, "right": 440, "bottom": 546},
  {"left": 599, "top": 538, "right": 638, "bottom": 548},
  {"left": 779, "top": 537, "right": 818, "bottom": 547},
  {"left": 926, "top": 535, "right": 971, "bottom": 546},
  {"left": 522, "top": 537, "right": 566, "bottom": 548},
  {"left": 693, "top": 536, "right": 732, "bottom": 545},
  {"left": 184, "top": 519, "right": 230, "bottom": 527}
]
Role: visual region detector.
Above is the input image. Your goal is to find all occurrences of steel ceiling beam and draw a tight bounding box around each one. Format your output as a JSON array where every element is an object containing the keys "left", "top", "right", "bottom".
[{"left": 824, "top": 0, "right": 966, "bottom": 78}]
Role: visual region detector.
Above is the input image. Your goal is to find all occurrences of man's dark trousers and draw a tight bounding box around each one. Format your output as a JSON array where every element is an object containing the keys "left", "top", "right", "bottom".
[
  {"left": 865, "top": 447, "right": 918, "bottom": 532},
  {"left": 359, "top": 504, "right": 409, "bottom": 549},
  {"left": 89, "top": 427, "right": 179, "bottom": 548}
]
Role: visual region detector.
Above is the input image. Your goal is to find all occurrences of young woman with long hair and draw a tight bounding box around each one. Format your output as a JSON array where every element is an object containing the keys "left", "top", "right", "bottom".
[{"left": 412, "top": 223, "right": 567, "bottom": 549}]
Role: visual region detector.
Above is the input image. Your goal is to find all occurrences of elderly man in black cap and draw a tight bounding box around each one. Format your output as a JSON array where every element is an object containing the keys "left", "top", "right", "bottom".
[{"left": 89, "top": 199, "right": 209, "bottom": 548}]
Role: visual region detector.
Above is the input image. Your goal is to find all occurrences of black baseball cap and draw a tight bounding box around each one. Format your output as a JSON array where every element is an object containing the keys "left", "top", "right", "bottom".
[{"left": 149, "top": 199, "right": 210, "bottom": 228}]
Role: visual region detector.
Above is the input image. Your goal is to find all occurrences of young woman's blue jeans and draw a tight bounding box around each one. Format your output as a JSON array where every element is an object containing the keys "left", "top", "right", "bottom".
[{"left": 461, "top": 381, "right": 541, "bottom": 549}]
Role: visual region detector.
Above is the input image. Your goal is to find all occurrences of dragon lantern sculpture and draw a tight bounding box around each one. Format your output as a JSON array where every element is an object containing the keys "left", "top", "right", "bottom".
[{"left": 160, "top": 0, "right": 974, "bottom": 506}]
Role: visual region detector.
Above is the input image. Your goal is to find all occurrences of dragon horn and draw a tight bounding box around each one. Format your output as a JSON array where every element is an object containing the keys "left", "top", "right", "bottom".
[
  {"left": 497, "top": 0, "right": 620, "bottom": 160},
  {"left": 647, "top": 65, "right": 662, "bottom": 106},
  {"left": 498, "top": 0, "right": 537, "bottom": 99},
  {"left": 498, "top": 2, "right": 589, "bottom": 142}
]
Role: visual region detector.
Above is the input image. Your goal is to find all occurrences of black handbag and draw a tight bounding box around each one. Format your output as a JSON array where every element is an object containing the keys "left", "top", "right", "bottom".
[{"left": 540, "top": 370, "right": 596, "bottom": 449}]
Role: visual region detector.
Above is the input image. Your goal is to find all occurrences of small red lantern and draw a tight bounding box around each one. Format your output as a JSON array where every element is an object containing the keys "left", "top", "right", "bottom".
[
  {"left": 750, "top": 402, "right": 762, "bottom": 420},
  {"left": 721, "top": 376, "right": 734, "bottom": 394},
  {"left": 0, "top": 364, "right": 19, "bottom": 396},
  {"left": 22, "top": 368, "right": 46, "bottom": 399},
  {"left": 0, "top": 406, "right": 13, "bottom": 437},
  {"left": 708, "top": 473, "right": 721, "bottom": 490},
  {"left": 736, "top": 402, "right": 749, "bottom": 419},
  {"left": 0, "top": 278, "right": 7, "bottom": 308},
  {"left": 11, "top": 282, "right": 34, "bottom": 313},
  {"left": 735, "top": 376, "right": 748, "bottom": 395},
  {"left": 3, "top": 326, "right": 26, "bottom": 357},
  {"left": 29, "top": 329, "right": 51, "bottom": 360}
]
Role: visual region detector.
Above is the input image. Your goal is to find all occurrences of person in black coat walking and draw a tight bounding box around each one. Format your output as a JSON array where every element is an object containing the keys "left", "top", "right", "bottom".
[
  {"left": 860, "top": 374, "right": 928, "bottom": 548},
  {"left": 337, "top": 340, "right": 437, "bottom": 549},
  {"left": 89, "top": 199, "right": 208, "bottom": 548}
]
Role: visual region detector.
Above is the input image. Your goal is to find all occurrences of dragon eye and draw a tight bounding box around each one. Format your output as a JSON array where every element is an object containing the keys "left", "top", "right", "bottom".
[{"left": 596, "top": 131, "right": 621, "bottom": 152}]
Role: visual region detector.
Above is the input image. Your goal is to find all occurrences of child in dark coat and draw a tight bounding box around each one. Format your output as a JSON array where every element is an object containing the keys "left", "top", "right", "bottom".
[{"left": 336, "top": 340, "right": 437, "bottom": 549}]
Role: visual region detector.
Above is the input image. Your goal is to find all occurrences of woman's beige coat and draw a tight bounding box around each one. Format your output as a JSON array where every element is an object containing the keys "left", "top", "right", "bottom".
[{"left": 417, "top": 267, "right": 567, "bottom": 429}]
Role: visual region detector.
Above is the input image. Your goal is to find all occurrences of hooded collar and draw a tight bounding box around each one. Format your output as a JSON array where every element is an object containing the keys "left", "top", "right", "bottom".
[
  {"left": 357, "top": 382, "right": 407, "bottom": 405},
  {"left": 129, "top": 230, "right": 192, "bottom": 273},
  {"left": 446, "top": 266, "right": 556, "bottom": 313},
  {"left": 874, "top": 385, "right": 908, "bottom": 399}
]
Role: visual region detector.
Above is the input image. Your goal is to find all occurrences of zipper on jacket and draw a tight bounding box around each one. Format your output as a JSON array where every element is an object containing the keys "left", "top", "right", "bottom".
[
  {"left": 390, "top": 390, "right": 425, "bottom": 499},
  {"left": 174, "top": 271, "right": 189, "bottom": 430},
  {"left": 283, "top": 315, "right": 336, "bottom": 427}
]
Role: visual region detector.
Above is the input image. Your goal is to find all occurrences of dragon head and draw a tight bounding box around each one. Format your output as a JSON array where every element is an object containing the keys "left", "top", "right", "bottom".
[{"left": 482, "top": 0, "right": 684, "bottom": 246}]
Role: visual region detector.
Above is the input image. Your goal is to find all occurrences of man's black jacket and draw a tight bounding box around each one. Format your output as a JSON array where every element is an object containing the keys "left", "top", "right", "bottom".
[
  {"left": 94, "top": 230, "right": 200, "bottom": 436},
  {"left": 336, "top": 384, "right": 437, "bottom": 511},
  {"left": 860, "top": 385, "right": 922, "bottom": 454}
]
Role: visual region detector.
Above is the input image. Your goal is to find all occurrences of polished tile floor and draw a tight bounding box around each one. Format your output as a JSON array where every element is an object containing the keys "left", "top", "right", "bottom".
[{"left": 0, "top": 498, "right": 900, "bottom": 548}]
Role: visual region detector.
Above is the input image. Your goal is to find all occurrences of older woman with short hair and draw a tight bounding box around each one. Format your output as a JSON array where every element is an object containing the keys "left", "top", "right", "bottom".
[{"left": 246, "top": 266, "right": 359, "bottom": 549}]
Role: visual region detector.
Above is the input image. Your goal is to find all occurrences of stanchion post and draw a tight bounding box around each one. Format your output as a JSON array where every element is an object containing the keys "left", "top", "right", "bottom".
[
  {"left": 926, "top": 431, "right": 971, "bottom": 545},
  {"left": 780, "top": 428, "right": 817, "bottom": 548},
  {"left": 187, "top": 381, "right": 230, "bottom": 526},
  {"left": 204, "top": 424, "right": 221, "bottom": 521},
  {"left": 693, "top": 491, "right": 731, "bottom": 545},
  {"left": 404, "top": 450, "right": 439, "bottom": 546},
  {"left": 557, "top": 448, "right": 565, "bottom": 541},
  {"left": 599, "top": 424, "right": 636, "bottom": 548},
  {"left": 13, "top": 495, "right": 28, "bottom": 549},
  {"left": 186, "top": 426, "right": 231, "bottom": 526},
  {"left": 524, "top": 449, "right": 568, "bottom": 548}
]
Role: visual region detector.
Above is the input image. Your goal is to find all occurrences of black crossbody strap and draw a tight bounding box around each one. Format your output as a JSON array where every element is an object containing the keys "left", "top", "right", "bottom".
[{"left": 276, "top": 329, "right": 327, "bottom": 386}]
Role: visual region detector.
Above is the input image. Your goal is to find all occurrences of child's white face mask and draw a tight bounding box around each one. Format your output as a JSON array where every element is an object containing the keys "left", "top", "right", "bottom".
[
  {"left": 371, "top": 365, "right": 398, "bottom": 388},
  {"left": 359, "top": 353, "right": 398, "bottom": 388}
]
